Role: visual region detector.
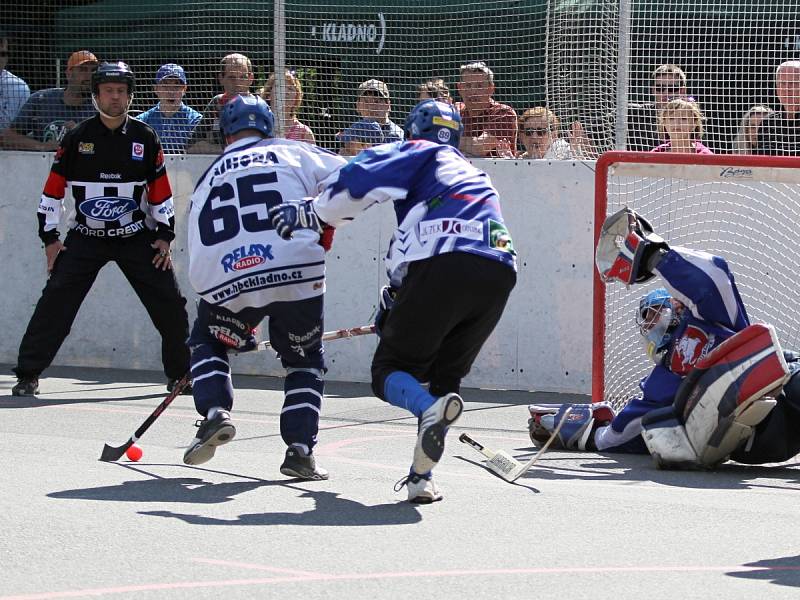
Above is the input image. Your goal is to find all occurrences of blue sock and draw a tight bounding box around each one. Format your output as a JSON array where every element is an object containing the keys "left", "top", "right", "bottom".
[{"left": 383, "top": 371, "right": 436, "bottom": 418}]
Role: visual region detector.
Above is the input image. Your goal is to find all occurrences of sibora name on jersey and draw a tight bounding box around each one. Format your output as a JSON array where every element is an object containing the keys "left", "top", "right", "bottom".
[
  {"left": 221, "top": 243, "right": 274, "bottom": 273},
  {"left": 211, "top": 150, "right": 280, "bottom": 182}
]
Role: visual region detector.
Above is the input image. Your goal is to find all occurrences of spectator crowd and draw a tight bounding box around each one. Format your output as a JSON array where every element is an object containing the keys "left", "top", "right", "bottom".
[{"left": 2, "top": 36, "right": 800, "bottom": 158}]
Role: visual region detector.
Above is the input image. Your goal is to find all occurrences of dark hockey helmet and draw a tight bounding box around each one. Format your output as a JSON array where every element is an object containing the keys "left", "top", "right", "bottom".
[
  {"left": 92, "top": 61, "right": 135, "bottom": 95},
  {"left": 403, "top": 99, "right": 463, "bottom": 148},
  {"left": 220, "top": 94, "right": 274, "bottom": 138}
]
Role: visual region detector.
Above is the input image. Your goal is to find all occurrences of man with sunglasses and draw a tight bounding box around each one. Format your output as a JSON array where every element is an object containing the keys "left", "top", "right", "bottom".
[
  {"left": 0, "top": 30, "right": 30, "bottom": 131},
  {"left": 627, "top": 64, "right": 688, "bottom": 152},
  {"left": 1, "top": 50, "right": 98, "bottom": 151}
]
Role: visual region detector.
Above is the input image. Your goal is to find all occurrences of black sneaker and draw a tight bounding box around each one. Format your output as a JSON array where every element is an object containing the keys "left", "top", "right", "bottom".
[
  {"left": 280, "top": 445, "right": 329, "bottom": 480},
  {"left": 12, "top": 378, "right": 39, "bottom": 397},
  {"left": 167, "top": 378, "right": 193, "bottom": 395},
  {"left": 183, "top": 410, "right": 236, "bottom": 465}
]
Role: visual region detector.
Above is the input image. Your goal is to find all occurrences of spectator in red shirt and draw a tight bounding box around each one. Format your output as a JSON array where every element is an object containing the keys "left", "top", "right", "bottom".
[{"left": 455, "top": 61, "right": 517, "bottom": 158}]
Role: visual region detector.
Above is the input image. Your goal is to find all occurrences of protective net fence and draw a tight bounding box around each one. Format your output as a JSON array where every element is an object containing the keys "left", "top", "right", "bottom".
[{"left": 1, "top": 0, "right": 800, "bottom": 154}]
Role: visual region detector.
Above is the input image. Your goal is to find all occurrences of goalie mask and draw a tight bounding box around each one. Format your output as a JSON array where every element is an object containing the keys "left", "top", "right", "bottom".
[{"left": 637, "top": 288, "right": 679, "bottom": 364}]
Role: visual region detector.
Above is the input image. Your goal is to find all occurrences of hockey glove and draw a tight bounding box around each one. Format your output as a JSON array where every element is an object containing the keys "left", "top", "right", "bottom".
[
  {"left": 595, "top": 206, "right": 669, "bottom": 285},
  {"left": 268, "top": 198, "right": 325, "bottom": 241},
  {"left": 374, "top": 285, "right": 397, "bottom": 338}
]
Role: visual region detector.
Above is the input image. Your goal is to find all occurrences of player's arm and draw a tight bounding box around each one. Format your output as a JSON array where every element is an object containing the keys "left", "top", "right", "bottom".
[
  {"left": 37, "top": 137, "right": 72, "bottom": 271},
  {"left": 145, "top": 139, "right": 176, "bottom": 243},
  {"left": 269, "top": 145, "right": 415, "bottom": 239}
]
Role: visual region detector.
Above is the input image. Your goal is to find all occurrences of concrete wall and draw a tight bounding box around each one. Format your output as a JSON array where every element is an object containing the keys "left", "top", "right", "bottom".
[{"left": 0, "top": 152, "right": 597, "bottom": 394}]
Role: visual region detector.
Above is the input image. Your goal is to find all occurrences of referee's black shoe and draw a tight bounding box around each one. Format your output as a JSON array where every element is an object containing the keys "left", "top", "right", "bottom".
[{"left": 12, "top": 377, "right": 39, "bottom": 397}]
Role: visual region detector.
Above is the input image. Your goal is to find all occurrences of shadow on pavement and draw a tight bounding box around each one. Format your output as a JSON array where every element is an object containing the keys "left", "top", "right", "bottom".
[
  {"left": 498, "top": 449, "right": 800, "bottom": 492},
  {"left": 727, "top": 555, "right": 800, "bottom": 588},
  {"left": 140, "top": 486, "right": 422, "bottom": 527}
]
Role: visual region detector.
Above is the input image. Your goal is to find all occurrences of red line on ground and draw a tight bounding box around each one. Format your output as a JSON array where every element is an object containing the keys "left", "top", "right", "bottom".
[{"left": 3, "top": 564, "right": 797, "bottom": 599}]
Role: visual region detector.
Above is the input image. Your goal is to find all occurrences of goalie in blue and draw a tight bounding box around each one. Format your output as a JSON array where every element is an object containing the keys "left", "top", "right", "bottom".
[
  {"left": 529, "top": 207, "right": 800, "bottom": 469},
  {"left": 269, "top": 100, "right": 517, "bottom": 502}
]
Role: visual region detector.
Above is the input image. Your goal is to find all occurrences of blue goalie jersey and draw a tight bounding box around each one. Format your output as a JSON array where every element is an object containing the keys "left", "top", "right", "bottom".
[{"left": 314, "top": 140, "right": 517, "bottom": 286}]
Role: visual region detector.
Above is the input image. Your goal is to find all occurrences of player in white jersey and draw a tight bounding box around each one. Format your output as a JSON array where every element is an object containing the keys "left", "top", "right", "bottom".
[
  {"left": 183, "top": 95, "right": 347, "bottom": 479},
  {"left": 270, "top": 100, "right": 517, "bottom": 502}
]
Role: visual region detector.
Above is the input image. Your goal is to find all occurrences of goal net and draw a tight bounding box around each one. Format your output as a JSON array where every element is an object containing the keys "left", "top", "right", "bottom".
[{"left": 593, "top": 151, "right": 800, "bottom": 410}]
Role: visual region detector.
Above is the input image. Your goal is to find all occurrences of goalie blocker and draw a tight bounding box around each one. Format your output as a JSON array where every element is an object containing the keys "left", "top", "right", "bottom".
[{"left": 642, "top": 323, "right": 791, "bottom": 469}]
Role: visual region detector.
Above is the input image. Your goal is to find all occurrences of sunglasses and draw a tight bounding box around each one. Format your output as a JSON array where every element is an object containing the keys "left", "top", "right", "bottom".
[
  {"left": 522, "top": 127, "right": 550, "bottom": 136},
  {"left": 0, "top": 50, "right": 9, "bottom": 57},
  {"left": 653, "top": 84, "right": 683, "bottom": 93}
]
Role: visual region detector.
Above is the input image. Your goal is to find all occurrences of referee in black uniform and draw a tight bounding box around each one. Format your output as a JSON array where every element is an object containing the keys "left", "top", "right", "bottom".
[{"left": 12, "top": 62, "right": 191, "bottom": 396}]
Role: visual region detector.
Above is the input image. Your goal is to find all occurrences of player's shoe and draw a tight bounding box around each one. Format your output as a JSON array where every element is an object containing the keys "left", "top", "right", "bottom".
[
  {"left": 167, "top": 378, "right": 193, "bottom": 395},
  {"left": 280, "top": 445, "right": 329, "bottom": 480},
  {"left": 183, "top": 410, "right": 236, "bottom": 465},
  {"left": 394, "top": 471, "right": 442, "bottom": 504},
  {"left": 413, "top": 393, "right": 464, "bottom": 475},
  {"left": 12, "top": 377, "right": 39, "bottom": 397}
]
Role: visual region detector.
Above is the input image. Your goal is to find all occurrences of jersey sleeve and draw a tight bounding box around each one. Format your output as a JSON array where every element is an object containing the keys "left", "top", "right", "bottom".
[
  {"left": 654, "top": 246, "right": 750, "bottom": 330},
  {"left": 145, "top": 132, "right": 176, "bottom": 242},
  {"left": 313, "top": 143, "right": 420, "bottom": 227},
  {"left": 37, "top": 134, "right": 70, "bottom": 244}
]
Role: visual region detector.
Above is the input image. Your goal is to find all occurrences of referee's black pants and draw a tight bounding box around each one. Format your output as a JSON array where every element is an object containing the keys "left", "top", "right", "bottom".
[
  {"left": 14, "top": 230, "right": 190, "bottom": 381},
  {"left": 371, "top": 252, "right": 516, "bottom": 400}
]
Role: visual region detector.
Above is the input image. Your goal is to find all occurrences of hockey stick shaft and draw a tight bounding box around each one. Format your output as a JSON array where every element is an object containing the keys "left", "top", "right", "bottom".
[
  {"left": 99, "top": 324, "right": 376, "bottom": 462},
  {"left": 99, "top": 372, "right": 190, "bottom": 462}
]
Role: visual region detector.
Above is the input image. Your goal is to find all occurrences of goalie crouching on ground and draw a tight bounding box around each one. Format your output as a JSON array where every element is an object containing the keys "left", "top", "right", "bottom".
[{"left": 529, "top": 207, "right": 800, "bottom": 469}]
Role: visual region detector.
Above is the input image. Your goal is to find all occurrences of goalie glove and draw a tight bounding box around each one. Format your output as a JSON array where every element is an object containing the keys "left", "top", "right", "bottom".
[
  {"left": 595, "top": 206, "right": 669, "bottom": 285},
  {"left": 268, "top": 198, "right": 325, "bottom": 241}
]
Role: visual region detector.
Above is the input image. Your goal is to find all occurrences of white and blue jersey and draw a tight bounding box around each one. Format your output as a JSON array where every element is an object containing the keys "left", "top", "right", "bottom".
[
  {"left": 596, "top": 247, "right": 751, "bottom": 452},
  {"left": 314, "top": 140, "right": 517, "bottom": 286},
  {"left": 188, "top": 136, "right": 347, "bottom": 313}
]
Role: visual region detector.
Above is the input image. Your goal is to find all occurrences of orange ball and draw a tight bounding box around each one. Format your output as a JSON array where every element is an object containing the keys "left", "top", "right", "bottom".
[{"left": 126, "top": 445, "right": 143, "bottom": 462}]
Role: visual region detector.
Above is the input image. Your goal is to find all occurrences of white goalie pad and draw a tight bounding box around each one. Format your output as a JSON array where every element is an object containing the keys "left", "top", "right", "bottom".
[
  {"left": 642, "top": 407, "right": 699, "bottom": 469},
  {"left": 672, "top": 323, "right": 789, "bottom": 467}
]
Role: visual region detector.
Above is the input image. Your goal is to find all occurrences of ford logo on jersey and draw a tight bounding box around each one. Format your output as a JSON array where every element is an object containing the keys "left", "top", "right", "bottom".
[
  {"left": 78, "top": 197, "right": 138, "bottom": 222},
  {"left": 221, "top": 244, "right": 274, "bottom": 273}
]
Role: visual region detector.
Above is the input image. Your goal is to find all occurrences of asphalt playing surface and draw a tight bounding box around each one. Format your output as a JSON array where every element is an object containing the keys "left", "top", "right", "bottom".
[{"left": 2, "top": 365, "right": 800, "bottom": 599}]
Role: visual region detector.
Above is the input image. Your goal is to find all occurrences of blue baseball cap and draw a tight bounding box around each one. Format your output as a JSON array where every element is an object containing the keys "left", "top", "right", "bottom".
[
  {"left": 155, "top": 63, "right": 187, "bottom": 84},
  {"left": 339, "top": 119, "right": 384, "bottom": 144}
]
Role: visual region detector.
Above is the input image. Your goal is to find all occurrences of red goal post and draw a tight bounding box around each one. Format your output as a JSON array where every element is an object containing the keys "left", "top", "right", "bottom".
[{"left": 593, "top": 151, "right": 800, "bottom": 410}]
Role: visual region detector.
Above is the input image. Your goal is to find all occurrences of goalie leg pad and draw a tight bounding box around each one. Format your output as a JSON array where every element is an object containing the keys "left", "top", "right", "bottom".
[
  {"left": 675, "top": 323, "right": 790, "bottom": 466},
  {"left": 641, "top": 406, "right": 700, "bottom": 469}
]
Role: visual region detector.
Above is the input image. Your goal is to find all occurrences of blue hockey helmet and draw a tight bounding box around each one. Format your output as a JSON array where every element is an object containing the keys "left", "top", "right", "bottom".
[
  {"left": 637, "top": 287, "right": 678, "bottom": 364},
  {"left": 219, "top": 94, "right": 274, "bottom": 139},
  {"left": 403, "top": 99, "right": 463, "bottom": 148}
]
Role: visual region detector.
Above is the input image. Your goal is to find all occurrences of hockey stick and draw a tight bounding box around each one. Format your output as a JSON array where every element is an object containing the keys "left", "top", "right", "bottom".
[
  {"left": 99, "top": 324, "right": 376, "bottom": 462},
  {"left": 458, "top": 406, "right": 573, "bottom": 483}
]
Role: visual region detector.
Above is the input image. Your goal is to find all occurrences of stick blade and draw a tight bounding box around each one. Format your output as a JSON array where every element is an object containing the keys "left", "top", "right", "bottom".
[
  {"left": 99, "top": 441, "right": 132, "bottom": 462},
  {"left": 485, "top": 450, "right": 523, "bottom": 480}
]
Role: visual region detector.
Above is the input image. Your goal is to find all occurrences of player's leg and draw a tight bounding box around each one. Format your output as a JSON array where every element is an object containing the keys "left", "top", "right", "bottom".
[
  {"left": 372, "top": 255, "right": 511, "bottom": 501},
  {"left": 266, "top": 295, "right": 328, "bottom": 480},
  {"left": 731, "top": 365, "right": 800, "bottom": 464},
  {"left": 114, "top": 233, "right": 190, "bottom": 389},
  {"left": 13, "top": 231, "right": 106, "bottom": 396},
  {"left": 182, "top": 301, "right": 239, "bottom": 466},
  {"left": 425, "top": 255, "right": 516, "bottom": 398}
]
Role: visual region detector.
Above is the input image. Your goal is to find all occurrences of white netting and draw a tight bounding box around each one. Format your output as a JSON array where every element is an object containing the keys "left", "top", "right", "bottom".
[
  {"left": 596, "top": 153, "right": 800, "bottom": 410},
  {"left": 3, "top": 1, "right": 800, "bottom": 154}
]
